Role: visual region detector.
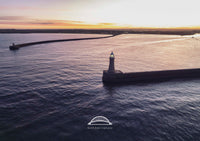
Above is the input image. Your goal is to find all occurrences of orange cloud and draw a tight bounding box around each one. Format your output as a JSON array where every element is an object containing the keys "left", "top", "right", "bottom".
[
  {"left": 0, "top": 16, "right": 123, "bottom": 29},
  {"left": 0, "top": 16, "right": 200, "bottom": 29}
]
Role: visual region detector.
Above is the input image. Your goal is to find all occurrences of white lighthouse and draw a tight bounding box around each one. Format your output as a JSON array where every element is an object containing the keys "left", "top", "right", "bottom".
[{"left": 108, "top": 52, "right": 115, "bottom": 73}]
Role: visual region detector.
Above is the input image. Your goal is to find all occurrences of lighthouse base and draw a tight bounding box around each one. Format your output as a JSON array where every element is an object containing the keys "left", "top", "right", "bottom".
[{"left": 102, "top": 70, "right": 123, "bottom": 83}]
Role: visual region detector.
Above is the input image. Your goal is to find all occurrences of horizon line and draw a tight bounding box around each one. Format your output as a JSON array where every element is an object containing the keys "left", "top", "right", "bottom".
[{"left": 1, "top": 27, "right": 200, "bottom": 30}]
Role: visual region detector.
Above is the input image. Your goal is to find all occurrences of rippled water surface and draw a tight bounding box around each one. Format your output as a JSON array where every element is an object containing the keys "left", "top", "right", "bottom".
[{"left": 0, "top": 33, "right": 200, "bottom": 141}]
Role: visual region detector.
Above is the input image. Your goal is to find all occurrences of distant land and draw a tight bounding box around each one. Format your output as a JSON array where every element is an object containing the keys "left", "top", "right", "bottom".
[{"left": 0, "top": 29, "right": 200, "bottom": 35}]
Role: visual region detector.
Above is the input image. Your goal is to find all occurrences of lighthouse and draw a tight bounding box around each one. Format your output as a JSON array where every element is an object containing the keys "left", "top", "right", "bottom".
[
  {"left": 108, "top": 52, "right": 115, "bottom": 73},
  {"left": 102, "top": 52, "right": 123, "bottom": 82},
  {"left": 102, "top": 52, "right": 200, "bottom": 84}
]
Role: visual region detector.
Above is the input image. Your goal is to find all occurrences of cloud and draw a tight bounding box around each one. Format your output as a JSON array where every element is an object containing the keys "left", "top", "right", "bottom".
[
  {"left": 0, "top": 16, "right": 121, "bottom": 29},
  {"left": 98, "top": 23, "right": 117, "bottom": 26},
  {"left": 0, "top": 6, "right": 41, "bottom": 10},
  {"left": 0, "top": 16, "right": 27, "bottom": 21},
  {"left": 26, "top": 19, "right": 85, "bottom": 26},
  {"left": 0, "top": 17, "right": 79, "bottom": 24},
  {"left": 0, "top": 18, "right": 88, "bottom": 27}
]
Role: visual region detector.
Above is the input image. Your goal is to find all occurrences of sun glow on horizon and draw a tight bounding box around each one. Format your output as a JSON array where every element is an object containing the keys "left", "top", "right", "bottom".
[{"left": 0, "top": 0, "right": 200, "bottom": 29}]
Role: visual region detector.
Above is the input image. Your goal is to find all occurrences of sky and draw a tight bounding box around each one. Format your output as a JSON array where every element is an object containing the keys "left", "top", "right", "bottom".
[{"left": 0, "top": 0, "right": 200, "bottom": 29}]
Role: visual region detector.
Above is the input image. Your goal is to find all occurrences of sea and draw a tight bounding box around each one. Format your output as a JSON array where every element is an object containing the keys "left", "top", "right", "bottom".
[{"left": 0, "top": 33, "right": 200, "bottom": 141}]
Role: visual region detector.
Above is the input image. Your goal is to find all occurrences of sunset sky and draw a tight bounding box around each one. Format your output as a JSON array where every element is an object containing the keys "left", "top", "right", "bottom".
[{"left": 0, "top": 0, "right": 200, "bottom": 29}]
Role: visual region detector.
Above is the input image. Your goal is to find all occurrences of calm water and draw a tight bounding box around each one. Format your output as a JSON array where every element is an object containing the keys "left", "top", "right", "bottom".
[{"left": 0, "top": 33, "right": 200, "bottom": 141}]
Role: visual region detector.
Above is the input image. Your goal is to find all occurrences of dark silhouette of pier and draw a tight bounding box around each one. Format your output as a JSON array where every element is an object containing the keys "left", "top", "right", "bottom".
[
  {"left": 103, "top": 52, "right": 200, "bottom": 84},
  {"left": 9, "top": 34, "right": 116, "bottom": 50}
]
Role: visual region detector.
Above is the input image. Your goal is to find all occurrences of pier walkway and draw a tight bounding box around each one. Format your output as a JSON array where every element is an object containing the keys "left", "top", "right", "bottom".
[{"left": 9, "top": 34, "right": 116, "bottom": 50}]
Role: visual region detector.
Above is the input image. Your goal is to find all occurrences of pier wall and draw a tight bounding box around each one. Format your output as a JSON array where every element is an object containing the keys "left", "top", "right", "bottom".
[
  {"left": 9, "top": 35, "right": 114, "bottom": 50},
  {"left": 102, "top": 68, "right": 200, "bottom": 83}
]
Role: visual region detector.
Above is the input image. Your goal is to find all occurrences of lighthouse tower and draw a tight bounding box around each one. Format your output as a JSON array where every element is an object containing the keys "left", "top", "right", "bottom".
[
  {"left": 102, "top": 52, "right": 122, "bottom": 82},
  {"left": 108, "top": 52, "right": 115, "bottom": 73}
]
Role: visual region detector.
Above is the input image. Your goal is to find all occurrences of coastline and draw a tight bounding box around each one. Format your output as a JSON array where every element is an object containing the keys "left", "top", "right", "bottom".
[{"left": 1, "top": 29, "right": 200, "bottom": 35}]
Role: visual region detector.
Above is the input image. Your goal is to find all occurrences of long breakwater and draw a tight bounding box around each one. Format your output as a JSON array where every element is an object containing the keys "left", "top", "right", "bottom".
[{"left": 9, "top": 34, "right": 115, "bottom": 50}]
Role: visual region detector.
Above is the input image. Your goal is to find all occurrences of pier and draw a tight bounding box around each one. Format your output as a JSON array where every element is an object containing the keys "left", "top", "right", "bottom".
[
  {"left": 9, "top": 35, "right": 115, "bottom": 50},
  {"left": 103, "top": 52, "right": 200, "bottom": 83}
]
